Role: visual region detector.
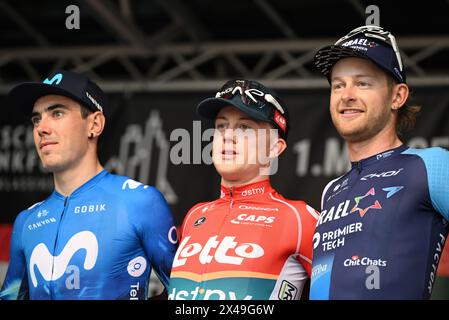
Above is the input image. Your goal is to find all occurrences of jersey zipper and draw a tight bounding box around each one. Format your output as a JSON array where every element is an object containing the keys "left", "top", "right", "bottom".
[
  {"left": 353, "top": 161, "right": 363, "bottom": 174},
  {"left": 200, "top": 186, "right": 234, "bottom": 295},
  {"left": 229, "top": 186, "right": 233, "bottom": 209},
  {"left": 50, "top": 196, "right": 69, "bottom": 299}
]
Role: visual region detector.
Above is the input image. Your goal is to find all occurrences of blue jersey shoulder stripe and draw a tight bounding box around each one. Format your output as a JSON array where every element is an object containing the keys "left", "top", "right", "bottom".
[{"left": 402, "top": 147, "right": 449, "bottom": 221}]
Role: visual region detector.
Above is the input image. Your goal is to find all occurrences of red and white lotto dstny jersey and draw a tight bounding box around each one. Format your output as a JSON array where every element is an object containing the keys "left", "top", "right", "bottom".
[{"left": 169, "top": 179, "right": 318, "bottom": 300}]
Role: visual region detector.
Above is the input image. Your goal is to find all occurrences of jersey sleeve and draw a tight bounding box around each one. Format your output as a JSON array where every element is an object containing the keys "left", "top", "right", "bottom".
[
  {"left": 0, "top": 211, "right": 29, "bottom": 300},
  {"left": 403, "top": 147, "right": 449, "bottom": 221},
  {"left": 132, "top": 187, "right": 178, "bottom": 290},
  {"left": 297, "top": 202, "right": 319, "bottom": 277},
  {"left": 268, "top": 199, "right": 318, "bottom": 300}
]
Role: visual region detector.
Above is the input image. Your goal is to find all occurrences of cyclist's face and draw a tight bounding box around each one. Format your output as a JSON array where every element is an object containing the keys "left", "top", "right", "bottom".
[
  {"left": 212, "top": 106, "right": 276, "bottom": 182},
  {"left": 330, "top": 57, "right": 396, "bottom": 143},
  {"left": 31, "top": 95, "right": 91, "bottom": 173}
]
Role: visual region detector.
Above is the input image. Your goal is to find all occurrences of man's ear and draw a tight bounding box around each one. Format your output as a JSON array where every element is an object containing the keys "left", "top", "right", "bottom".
[
  {"left": 88, "top": 112, "right": 105, "bottom": 139},
  {"left": 269, "top": 137, "right": 287, "bottom": 158},
  {"left": 391, "top": 83, "right": 409, "bottom": 110}
]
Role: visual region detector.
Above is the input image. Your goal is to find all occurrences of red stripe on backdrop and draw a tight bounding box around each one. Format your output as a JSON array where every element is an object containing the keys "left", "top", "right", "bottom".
[{"left": 0, "top": 224, "right": 13, "bottom": 262}]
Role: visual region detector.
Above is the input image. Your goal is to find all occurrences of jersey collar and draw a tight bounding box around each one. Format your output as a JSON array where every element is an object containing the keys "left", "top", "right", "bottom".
[
  {"left": 53, "top": 169, "right": 109, "bottom": 199},
  {"left": 351, "top": 144, "right": 409, "bottom": 171},
  {"left": 220, "top": 179, "right": 273, "bottom": 201}
]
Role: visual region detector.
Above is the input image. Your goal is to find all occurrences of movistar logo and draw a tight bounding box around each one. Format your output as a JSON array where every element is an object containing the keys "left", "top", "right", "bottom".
[
  {"left": 122, "top": 179, "right": 149, "bottom": 190},
  {"left": 43, "top": 73, "right": 63, "bottom": 85},
  {"left": 29, "top": 231, "right": 98, "bottom": 287}
]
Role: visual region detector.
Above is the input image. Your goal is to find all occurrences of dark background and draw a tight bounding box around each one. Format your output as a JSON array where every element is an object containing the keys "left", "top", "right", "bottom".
[{"left": 2, "top": 87, "right": 449, "bottom": 226}]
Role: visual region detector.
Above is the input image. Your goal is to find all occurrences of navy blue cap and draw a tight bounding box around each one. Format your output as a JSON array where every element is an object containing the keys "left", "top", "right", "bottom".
[
  {"left": 196, "top": 79, "right": 289, "bottom": 139},
  {"left": 7, "top": 69, "right": 108, "bottom": 115},
  {"left": 315, "top": 26, "right": 406, "bottom": 84}
]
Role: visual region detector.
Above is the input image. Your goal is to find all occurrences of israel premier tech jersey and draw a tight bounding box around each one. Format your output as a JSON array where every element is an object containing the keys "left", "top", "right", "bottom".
[
  {"left": 310, "top": 145, "right": 449, "bottom": 300},
  {"left": 169, "top": 180, "right": 318, "bottom": 300},
  {"left": 0, "top": 170, "right": 177, "bottom": 300}
]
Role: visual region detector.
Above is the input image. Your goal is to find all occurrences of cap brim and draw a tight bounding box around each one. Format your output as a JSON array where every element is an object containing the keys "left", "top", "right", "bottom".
[
  {"left": 7, "top": 82, "right": 86, "bottom": 112},
  {"left": 196, "top": 97, "right": 270, "bottom": 123},
  {"left": 314, "top": 45, "right": 368, "bottom": 80}
]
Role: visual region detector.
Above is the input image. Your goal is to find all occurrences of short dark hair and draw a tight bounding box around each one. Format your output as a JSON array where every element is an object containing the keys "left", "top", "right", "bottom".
[{"left": 80, "top": 104, "right": 93, "bottom": 119}]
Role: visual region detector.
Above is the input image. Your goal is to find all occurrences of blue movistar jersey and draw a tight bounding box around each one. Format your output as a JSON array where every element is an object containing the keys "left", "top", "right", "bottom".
[
  {"left": 0, "top": 170, "right": 177, "bottom": 300},
  {"left": 311, "top": 145, "right": 449, "bottom": 300}
]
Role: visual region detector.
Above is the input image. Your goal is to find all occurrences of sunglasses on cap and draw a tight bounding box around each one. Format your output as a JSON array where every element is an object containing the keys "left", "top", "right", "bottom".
[
  {"left": 215, "top": 80, "right": 286, "bottom": 115},
  {"left": 335, "top": 25, "right": 404, "bottom": 72}
]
